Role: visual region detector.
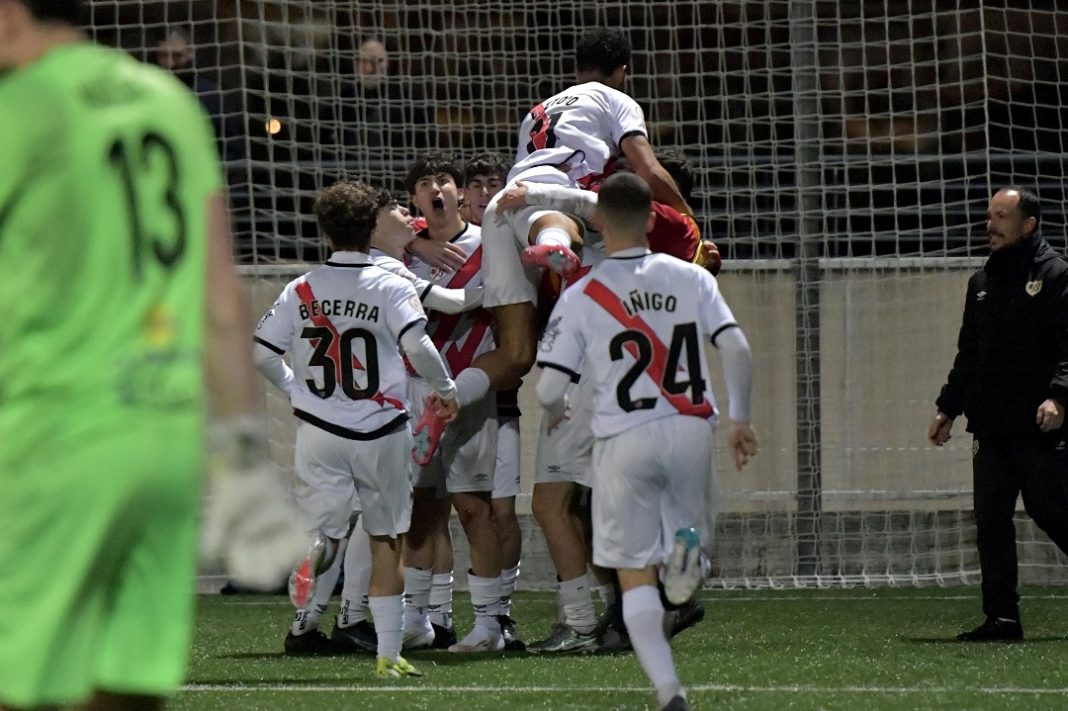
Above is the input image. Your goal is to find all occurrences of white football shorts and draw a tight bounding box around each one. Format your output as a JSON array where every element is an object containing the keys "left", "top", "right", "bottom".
[
  {"left": 590, "top": 415, "right": 716, "bottom": 570},
  {"left": 294, "top": 419, "right": 414, "bottom": 538},
  {"left": 534, "top": 370, "right": 594, "bottom": 487},
  {"left": 492, "top": 415, "right": 521, "bottom": 498}
]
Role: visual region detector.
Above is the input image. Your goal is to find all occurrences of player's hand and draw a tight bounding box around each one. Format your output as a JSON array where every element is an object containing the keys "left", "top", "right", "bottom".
[
  {"left": 496, "top": 181, "right": 529, "bottom": 212},
  {"left": 697, "top": 239, "right": 722, "bottom": 277},
  {"left": 200, "top": 418, "right": 308, "bottom": 590},
  {"left": 727, "top": 421, "right": 758, "bottom": 472},
  {"left": 407, "top": 238, "right": 466, "bottom": 272},
  {"left": 927, "top": 412, "right": 954, "bottom": 446},
  {"left": 1036, "top": 399, "right": 1065, "bottom": 432},
  {"left": 429, "top": 393, "right": 460, "bottom": 423}
]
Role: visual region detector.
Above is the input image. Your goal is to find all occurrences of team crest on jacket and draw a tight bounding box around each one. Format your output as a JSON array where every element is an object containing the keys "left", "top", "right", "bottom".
[{"left": 1025, "top": 279, "right": 1042, "bottom": 296}]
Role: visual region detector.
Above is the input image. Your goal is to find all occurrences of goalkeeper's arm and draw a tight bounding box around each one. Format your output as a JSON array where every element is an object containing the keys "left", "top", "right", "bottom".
[{"left": 201, "top": 192, "right": 308, "bottom": 589}]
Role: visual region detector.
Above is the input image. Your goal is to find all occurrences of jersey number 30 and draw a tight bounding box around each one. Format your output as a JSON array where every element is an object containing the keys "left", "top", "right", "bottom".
[
  {"left": 108, "top": 133, "right": 187, "bottom": 279},
  {"left": 302, "top": 326, "right": 380, "bottom": 400}
]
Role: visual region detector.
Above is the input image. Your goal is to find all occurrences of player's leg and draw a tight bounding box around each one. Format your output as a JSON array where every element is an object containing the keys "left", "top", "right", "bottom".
[
  {"left": 491, "top": 413, "right": 524, "bottom": 648},
  {"left": 520, "top": 212, "right": 584, "bottom": 277},
  {"left": 402, "top": 487, "right": 449, "bottom": 650},
  {"left": 351, "top": 427, "right": 422, "bottom": 677},
  {"left": 285, "top": 534, "right": 348, "bottom": 655},
  {"left": 592, "top": 421, "right": 693, "bottom": 710},
  {"left": 441, "top": 399, "right": 505, "bottom": 652},
  {"left": 289, "top": 423, "right": 357, "bottom": 608},
  {"left": 528, "top": 378, "right": 599, "bottom": 653},
  {"left": 331, "top": 519, "right": 378, "bottom": 653},
  {"left": 427, "top": 498, "right": 457, "bottom": 648}
]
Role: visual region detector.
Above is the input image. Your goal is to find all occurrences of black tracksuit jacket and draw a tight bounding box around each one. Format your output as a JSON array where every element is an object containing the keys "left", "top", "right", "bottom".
[{"left": 936, "top": 234, "right": 1068, "bottom": 438}]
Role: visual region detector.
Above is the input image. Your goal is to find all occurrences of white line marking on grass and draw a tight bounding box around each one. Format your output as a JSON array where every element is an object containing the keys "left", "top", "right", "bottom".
[
  {"left": 181, "top": 683, "right": 1068, "bottom": 696},
  {"left": 216, "top": 593, "right": 1068, "bottom": 606}
]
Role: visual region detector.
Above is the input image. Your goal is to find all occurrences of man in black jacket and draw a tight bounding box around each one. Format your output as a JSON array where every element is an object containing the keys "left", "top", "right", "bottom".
[{"left": 929, "top": 186, "right": 1068, "bottom": 641}]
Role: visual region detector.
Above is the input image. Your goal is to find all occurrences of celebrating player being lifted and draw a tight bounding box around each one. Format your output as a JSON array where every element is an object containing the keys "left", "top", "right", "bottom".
[
  {"left": 536, "top": 173, "right": 757, "bottom": 711},
  {"left": 253, "top": 180, "right": 460, "bottom": 679}
]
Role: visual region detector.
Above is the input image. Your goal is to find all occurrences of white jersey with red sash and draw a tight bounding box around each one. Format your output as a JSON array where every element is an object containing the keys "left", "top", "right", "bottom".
[
  {"left": 405, "top": 223, "right": 494, "bottom": 377},
  {"left": 255, "top": 251, "right": 426, "bottom": 435},
  {"left": 509, "top": 81, "right": 647, "bottom": 185},
  {"left": 537, "top": 248, "right": 735, "bottom": 438}
]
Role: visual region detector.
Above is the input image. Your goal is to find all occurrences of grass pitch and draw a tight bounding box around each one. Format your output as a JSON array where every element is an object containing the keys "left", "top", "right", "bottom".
[{"left": 175, "top": 588, "right": 1068, "bottom": 710}]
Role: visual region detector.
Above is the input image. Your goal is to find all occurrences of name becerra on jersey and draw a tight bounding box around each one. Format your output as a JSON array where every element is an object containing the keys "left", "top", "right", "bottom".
[
  {"left": 622, "top": 289, "right": 677, "bottom": 316},
  {"left": 298, "top": 299, "right": 380, "bottom": 322}
]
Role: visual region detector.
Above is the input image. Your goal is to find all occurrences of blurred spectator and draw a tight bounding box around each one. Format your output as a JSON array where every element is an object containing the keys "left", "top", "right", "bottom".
[
  {"left": 335, "top": 36, "right": 429, "bottom": 170},
  {"left": 155, "top": 28, "right": 244, "bottom": 162}
]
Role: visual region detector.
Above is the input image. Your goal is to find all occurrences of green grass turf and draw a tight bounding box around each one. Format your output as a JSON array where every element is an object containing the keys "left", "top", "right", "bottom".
[{"left": 174, "top": 588, "right": 1068, "bottom": 710}]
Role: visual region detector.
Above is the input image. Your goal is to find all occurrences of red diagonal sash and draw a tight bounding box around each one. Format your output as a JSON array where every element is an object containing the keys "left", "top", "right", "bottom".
[
  {"left": 427, "top": 245, "right": 492, "bottom": 374},
  {"left": 583, "top": 278, "right": 713, "bottom": 418},
  {"left": 295, "top": 280, "right": 403, "bottom": 410}
]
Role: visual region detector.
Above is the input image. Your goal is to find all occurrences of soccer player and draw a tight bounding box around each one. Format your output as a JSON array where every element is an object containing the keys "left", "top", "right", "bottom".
[
  {"left": 0, "top": 2, "right": 307, "bottom": 709},
  {"left": 536, "top": 173, "right": 757, "bottom": 711},
  {"left": 253, "top": 179, "right": 460, "bottom": 678},
  {"left": 460, "top": 152, "right": 527, "bottom": 648},
  {"left": 401, "top": 155, "right": 507, "bottom": 653}
]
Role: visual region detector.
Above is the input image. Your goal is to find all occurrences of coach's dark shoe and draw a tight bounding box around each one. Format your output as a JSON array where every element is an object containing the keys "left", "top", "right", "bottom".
[
  {"left": 284, "top": 629, "right": 344, "bottom": 655},
  {"left": 660, "top": 694, "right": 691, "bottom": 711},
  {"left": 667, "top": 598, "right": 706, "bottom": 639},
  {"left": 430, "top": 622, "right": 458, "bottom": 649},
  {"left": 499, "top": 615, "right": 526, "bottom": 651},
  {"left": 331, "top": 619, "right": 378, "bottom": 654},
  {"left": 956, "top": 617, "right": 1023, "bottom": 642}
]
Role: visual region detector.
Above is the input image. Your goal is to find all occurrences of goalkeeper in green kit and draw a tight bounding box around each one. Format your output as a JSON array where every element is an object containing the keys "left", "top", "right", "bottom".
[{"left": 0, "top": 2, "right": 307, "bottom": 709}]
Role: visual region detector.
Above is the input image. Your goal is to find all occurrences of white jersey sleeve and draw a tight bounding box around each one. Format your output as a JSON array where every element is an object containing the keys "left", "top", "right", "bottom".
[
  {"left": 696, "top": 271, "right": 739, "bottom": 345},
  {"left": 254, "top": 280, "right": 300, "bottom": 356},
  {"left": 535, "top": 282, "right": 589, "bottom": 382}
]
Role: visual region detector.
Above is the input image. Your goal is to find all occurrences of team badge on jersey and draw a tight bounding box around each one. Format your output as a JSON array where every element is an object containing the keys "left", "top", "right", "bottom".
[
  {"left": 539, "top": 316, "right": 562, "bottom": 352},
  {"left": 1025, "top": 279, "right": 1042, "bottom": 297}
]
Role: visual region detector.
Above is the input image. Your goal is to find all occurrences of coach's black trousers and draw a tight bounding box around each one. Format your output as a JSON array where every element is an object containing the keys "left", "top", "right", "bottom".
[{"left": 972, "top": 435, "right": 1068, "bottom": 621}]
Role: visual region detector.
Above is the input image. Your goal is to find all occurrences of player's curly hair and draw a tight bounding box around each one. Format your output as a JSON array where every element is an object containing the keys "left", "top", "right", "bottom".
[
  {"left": 314, "top": 180, "right": 393, "bottom": 251},
  {"left": 404, "top": 153, "right": 462, "bottom": 195},
  {"left": 463, "top": 153, "right": 511, "bottom": 186},
  {"left": 22, "top": 0, "right": 84, "bottom": 23},
  {"left": 575, "top": 28, "right": 631, "bottom": 77}
]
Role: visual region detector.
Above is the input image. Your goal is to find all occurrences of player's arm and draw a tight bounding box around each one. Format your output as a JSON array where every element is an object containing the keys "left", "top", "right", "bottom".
[
  {"left": 713, "top": 324, "right": 758, "bottom": 472},
  {"left": 422, "top": 284, "right": 483, "bottom": 314},
  {"left": 498, "top": 181, "right": 599, "bottom": 225},
  {"left": 400, "top": 322, "right": 459, "bottom": 420},
  {"left": 202, "top": 192, "right": 307, "bottom": 588},
  {"left": 252, "top": 342, "right": 296, "bottom": 395},
  {"left": 620, "top": 134, "right": 693, "bottom": 219},
  {"left": 535, "top": 366, "right": 575, "bottom": 419}
]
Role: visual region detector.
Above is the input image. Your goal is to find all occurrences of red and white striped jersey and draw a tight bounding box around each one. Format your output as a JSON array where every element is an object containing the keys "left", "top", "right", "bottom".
[
  {"left": 510, "top": 81, "right": 647, "bottom": 185},
  {"left": 405, "top": 223, "right": 495, "bottom": 377},
  {"left": 536, "top": 249, "right": 737, "bottom": 438},
  {"left": 255, "top": 251, "right": 426, "bottom": 433}
]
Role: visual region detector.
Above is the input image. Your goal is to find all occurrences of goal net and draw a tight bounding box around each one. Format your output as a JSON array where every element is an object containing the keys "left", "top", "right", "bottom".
[{"left": 87, "top": 0, "right": 1068, "bottom": 588}]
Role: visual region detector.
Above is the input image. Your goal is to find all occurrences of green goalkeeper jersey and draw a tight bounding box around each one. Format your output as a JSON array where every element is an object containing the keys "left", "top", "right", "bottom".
[{"left": 0, "top": 42, "right": 222, "bottom": 435}]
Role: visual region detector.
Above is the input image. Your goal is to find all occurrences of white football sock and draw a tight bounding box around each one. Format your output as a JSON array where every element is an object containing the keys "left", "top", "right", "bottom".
[
  {"left": 623, "top": 585, "right": 684, "bottom": 707},
  {"left": 403, "top": 567, "right": 433, "bottom": 627},
  {"left": 559, "top": 573, "right": 597, "bottom": 634},
  {"left": 339, "top": 524, "right": 372, "bottom": 626},
  {"left": 534, "top": 226, "right": 572, "bottom": 250},
  {"left": 468, "top": 571, "right": 503, "bottom": 632},
  {"left": 368, "top": 594, "right": 404, "bottom": 661},
  {"left": 500, "top": 563, "right": 520, "bottom": 617},
  {"left": 428, "top": 571, "right": 454, "bottom": 629},
  {"left": 454, "top": 368, "right": 491, "bottom": 407}
]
